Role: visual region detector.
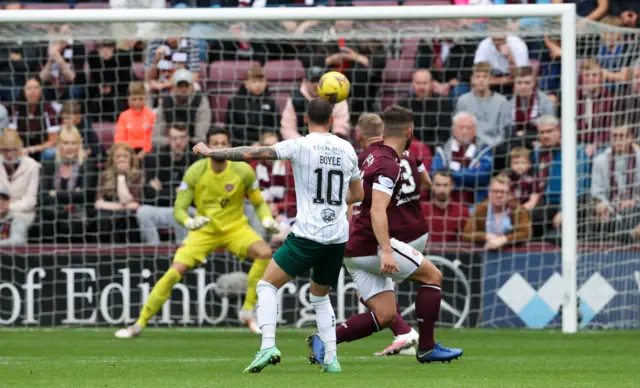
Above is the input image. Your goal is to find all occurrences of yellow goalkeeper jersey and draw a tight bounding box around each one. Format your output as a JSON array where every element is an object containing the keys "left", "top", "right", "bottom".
[{"left": 174, "top": 159, "right": 271, "bottom": 235}]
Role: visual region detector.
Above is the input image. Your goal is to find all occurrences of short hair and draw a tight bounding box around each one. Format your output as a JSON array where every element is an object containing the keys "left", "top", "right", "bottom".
[
  {"left": 473, "top": 62, "right": 492, "bottom": 74},
  {"left": 600, "top": 15, "right": 624, "bottom": 27},
  {"left": 128, "top": 81, "right": 146, "bottom": 96},
  {"left": 509, "top": 147, "right": 531, "bottom": 160},
  {"left": 491, "top": 173, "right": 511, "bottom": 186},
  {"left": 207, "top": 128, "right": 230, "bottom": 141},
  {"left": 433, "top": 168, "right": 453, "bottom": 180},
  {"left": 381, "top": 105, "right": 413, "bottom": 136},
  {"left": 306, "top": 98, "right": 334, "bottom": 126},
  {"left": 169, "top": 122, "right": 188, "bottom": 132},
  {"left": 246, "top": 66, "right": 265, "bottom": 81},
  {"left": 259, "top": 131, "right": 279, "bottom": 144},
  {"left": 452, "top": 111, "right": 477, "bottom": 127},
  {"left": 514, "top": 66, "right": 535, "bottom": 79},
  {"left": 61, "top": 100, "right": 82, "bottom": 116},
  {"left": 357, "top": 113, "right": 384, "bottom": 138},
  {"left": 535, "top": 115, "right": 559, "bottom": 128},
  {"left": 581, "top": 58, "right": 601, "bottom": 71}
]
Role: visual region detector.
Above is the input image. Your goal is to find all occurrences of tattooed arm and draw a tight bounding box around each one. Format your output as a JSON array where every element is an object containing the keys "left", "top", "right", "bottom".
[{"left": 192, "top": 142, "right": 279, "bottom": 161}]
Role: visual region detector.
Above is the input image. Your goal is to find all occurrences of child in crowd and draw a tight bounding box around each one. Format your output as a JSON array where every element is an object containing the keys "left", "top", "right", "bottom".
[
  {"left": 507, "top": 147, "right": 540, "bottom": 211},
  {"left": 114, "top": 81, "right": 156, "bottom": 160}
]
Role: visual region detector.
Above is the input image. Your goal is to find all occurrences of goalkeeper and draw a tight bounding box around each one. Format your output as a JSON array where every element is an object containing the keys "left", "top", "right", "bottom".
[{"left": 115, "top": 129, "right": 280, "bottom": 338}]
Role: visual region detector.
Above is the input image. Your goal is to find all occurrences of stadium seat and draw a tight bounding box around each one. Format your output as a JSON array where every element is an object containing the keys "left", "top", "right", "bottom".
[
  {"left": 207, "top": 61, "right": 259, "bottom": 92},
  {"left": 402, "top": 0, "right": 450, "bottom": 5},
  {"left": 210, "top": 93, "right": 234, "bottom": 123},
  {"left": 23, "top": 3, "right": 71, "bottom": 9},
  {"left": 400, "top": 38, "right": 420, "bottom": 60},
  {"left": 353, "top": 0, "right": 398, "bottom": 5},
  {"left": 264, "top": 60, "right": 305, "bottom": 84},
  {"left": 379, "top": 58, "right": 414, "bottom": 110},
  {"left": 74, "top": 2, "right": 110, "bottom": 9},
  {"left": 92, "top": 122, "right": 116, "bottom": 151}
]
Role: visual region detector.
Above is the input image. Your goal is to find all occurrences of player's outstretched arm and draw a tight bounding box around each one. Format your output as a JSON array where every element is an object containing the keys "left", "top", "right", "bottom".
[{"left": 192, "top": 142, "right": 279, "bottom": 162}]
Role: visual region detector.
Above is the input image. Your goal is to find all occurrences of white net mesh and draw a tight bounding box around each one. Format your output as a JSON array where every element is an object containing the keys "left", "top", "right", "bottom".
[{"left": 0, "top": 7, "right": 638, "bottom": 330}]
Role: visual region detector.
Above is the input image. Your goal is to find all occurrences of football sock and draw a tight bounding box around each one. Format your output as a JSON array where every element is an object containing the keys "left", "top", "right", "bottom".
[
  {"left": 256, "top": 280, "right": 278, "bottom": 350},
  {"left": 390, "top": 301, "right": 413, "bottom": 336},
  {"left": 415, "top": 285, "right": 442, "bottom": 350},
  {"left": 243, "top": 258, "right": 270, "bottom": 312},
  {"left": 336, "top": 312, "right": 382, "bottom": 344},
  {"left": 135, "top": 267, "right": 182, "bottom": 329},
  {"left": 310, "top": 294, "right": 337, "bottom": 364}
]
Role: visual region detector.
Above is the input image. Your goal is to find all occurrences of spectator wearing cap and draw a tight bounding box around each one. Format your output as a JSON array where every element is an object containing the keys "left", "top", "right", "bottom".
[
  {"left": 431, "top": 112, "right": 493, "bottom": 207},
  {"left": 280, "top": 66, "right": 350, "bottom": 140},
  {"left": 115, "top": 81, "right": 156, "bottom": 160},
  {"left": 0, "top": 188, "right": 28, "bottom": 245},
  {"left": 456, "top": 62, "right": 511, "bottom": 149},
  {"left": 398, "top": 69, "right": 454, "bottom": 147},
  {"left": 153, "top": 68, "right": 211, "bottom": 147},
  {"left": 137, "top": 122, "right": 197, "bottom": 245},
  {"left": 39, "top": 124, "right": 96, "bottom": 243},
  {"left": 0, "top": 129, "right": 40, "bottom": 228},
  {"left": 87, "top": 40, "right": 133, "bottom": 122},
  {"left": 591, "top": 124, "right": 640, "bottom": 242},
  {"left": 225, "top": 66, "right": 280, "bottom": 146},
  {"left": 144, "top": 37, "right": 201, "bottom": 84}
]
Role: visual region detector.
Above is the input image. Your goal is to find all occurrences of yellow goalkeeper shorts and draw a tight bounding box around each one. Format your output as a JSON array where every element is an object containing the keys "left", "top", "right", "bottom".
[{"left": 173, "top": 225, "right": 264, "bottom": 269}]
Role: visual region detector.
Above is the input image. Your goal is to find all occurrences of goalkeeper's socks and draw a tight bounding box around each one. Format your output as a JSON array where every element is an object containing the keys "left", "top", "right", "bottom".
[
  {"left": 310, "top": 294, "right": 337, "bottom": 364},
  {"left": 390, "top": 301, "right": 413, "bottom": 336},
  {"left": 336, "top": 312, "right": 382, "bottom": 344},
  {"left": 415, "top": 285, "right": 442, "bottom": 350},
  {"left": 243, "top": 258, "right": 271, "bottom": 312},
  {"left": 256, "top": 280, "right": 278, "bottom": 350},
  {"left": 135, "top": 267, "right": 182, "bottom": 329}
]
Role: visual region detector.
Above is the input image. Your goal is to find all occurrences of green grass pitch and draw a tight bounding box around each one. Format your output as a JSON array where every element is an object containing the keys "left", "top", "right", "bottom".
[{"left": 0, "top": 328, "right": 638, "bottom": 388}]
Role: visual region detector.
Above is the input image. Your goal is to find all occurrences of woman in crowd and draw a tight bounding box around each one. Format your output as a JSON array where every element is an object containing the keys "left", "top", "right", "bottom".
[
  {"left": 95, "top": 143, "right": 144, "bottom": 243},
  {"left": 40, "top": 125, "right": 96, "bottom": 243},
  {"left": 0, "top": 129, "right": 40, "bottom": 231},
  {"left": 11, "top": 76, "right": 59, "bottom": 161}
]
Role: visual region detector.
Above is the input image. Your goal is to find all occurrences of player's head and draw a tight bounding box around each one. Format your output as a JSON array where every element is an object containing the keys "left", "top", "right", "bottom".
[
  {"left": 452, "top": 112, "right": 477, "bottom": 146},
  {"left": 356, "top": 113, "right": 384, "bottom": 148},
  {"left": 432, "top": 169, "right": 454, "bottom": 203},
  {"left": 304, "top": 98, "right": 334, "bottom": 133},
  {"left": 380, "top": 105, "right": 414, "bottom": 151},
  {"left": 207, "top": 128, "right": 231, "bottom": 150}
]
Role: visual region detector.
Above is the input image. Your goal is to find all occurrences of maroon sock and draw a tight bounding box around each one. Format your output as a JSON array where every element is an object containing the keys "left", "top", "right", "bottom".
[
  {"left": 390, "top": 302, "right": 412, "bottom": 336},
  {"left": 336, "top": 312, "right": 381, "bottom": 344},
  {"left": 415, "top": 285, "right": 442, "bottom": 350}
]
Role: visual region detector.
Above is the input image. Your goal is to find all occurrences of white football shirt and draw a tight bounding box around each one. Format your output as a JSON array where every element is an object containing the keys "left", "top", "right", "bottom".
[{"left": 274, "top": 132, "right": 360, "bottom": 244}]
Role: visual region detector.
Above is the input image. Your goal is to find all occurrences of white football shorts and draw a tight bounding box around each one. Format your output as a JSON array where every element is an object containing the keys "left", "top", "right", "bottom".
[{"left": 344, "top": 233, "right": 428, "bottom": 302}]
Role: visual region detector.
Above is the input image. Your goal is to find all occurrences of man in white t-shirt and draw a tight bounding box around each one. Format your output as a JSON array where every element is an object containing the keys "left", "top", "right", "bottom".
[
  {"left": 474, "top": 34, "right": 530, "bottom": 92},
  {"left": 193, "top": 98, "right": 364, "bottom": 374}
]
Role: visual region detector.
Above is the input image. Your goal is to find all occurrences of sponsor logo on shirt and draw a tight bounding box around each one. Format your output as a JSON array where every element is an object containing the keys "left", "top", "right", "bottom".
[
  {"left": 378, "top": 176, "right": 394, "bottom": 188},
  {"left": 225, "top": 184, "right": 234, "bottom": 192}
]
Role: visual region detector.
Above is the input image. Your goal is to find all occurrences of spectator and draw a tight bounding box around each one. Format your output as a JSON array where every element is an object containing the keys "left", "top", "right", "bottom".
[
  {"left": 508, "top": 66, "right": 555, "bottom": 150},
  {"left": 280, "top": 66, "right": 350, "bottom": 139},
  {"left": 474, "top": 32, "right": 530, "bottom": 96},
  {"left": 144, "top": 37, "right": 201, "bottom": 83},
  {"left": 421, "top": 169, "right": 470, "bottom": 243},
  {"left": 0, "top": 188, "right": 28, "bottom": 245},
  {"left": 225, "top": 66, "right": 280, "bottom": 146},
  {"left": 398, "top": 69, "right": 454, "bottom": 147},
  {"left": 38, "top": 24, "right": 86, "bottom": 101},
  {"left": 153, "top": 69, "right": 210, "bottom": 147},
  {"left": 137, "top": 123, "right": 197, "bottom": 244},
  {"left": 0, "top": 129, "right": 40, "bottom": 229},
  {"left": 87, "top": 41, "right": 133, "bottom": 122},
  {"left": 115, "top": 82, "right": 156, "bottom": 160},
  {"left": 507, "top": 147, "right": 541, "bottom": 210},
  {"left": 0, "top": 33, "right": 44, "bottom": 103},
  {"left": 530, "top": 115, "right": 591, "bottom": 238},
  {"left": 456, "top": 62, "right": 511, "bottom": 148},
  {"left": 463, "top": 174, "right": 532, "bottom": 250},
  {"left": 577, "top": 59, "right": 619, "bottom": 156},
  {"left": 39, "top": 125, "right": 96, "bottom": 243},
  {"left": 431, "top": 112, "right": 493, "bottom": 206},
  {"left": 60, "top": 100, "right": 105, "bottom": 163},
  {"left": 10, "top": 77, "right": 59, "bottom": 161},
  {"left": 95, "top": 143, "right": 144, "bottom": 244},
  {"left": 552, "top": 0, "right": 608, "bottom": 21},
  {"left": 591, "top": 124, "right": 640, "bottom": 242},
  {"left": 590, "top": 16, "right": 639, "bottom": 86},
  {"left": 619, "top": 7, "right": 639, "bottom": 28}
]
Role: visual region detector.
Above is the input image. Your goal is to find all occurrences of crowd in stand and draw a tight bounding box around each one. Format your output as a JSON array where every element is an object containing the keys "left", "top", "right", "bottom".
[{"left": 0, "top": 0, "right": 639, "bottom": 248}]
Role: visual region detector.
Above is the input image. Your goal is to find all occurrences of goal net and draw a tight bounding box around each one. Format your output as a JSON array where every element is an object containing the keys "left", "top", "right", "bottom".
[{"left": 0, "top": 5, "right": 637, "bottom": 331}]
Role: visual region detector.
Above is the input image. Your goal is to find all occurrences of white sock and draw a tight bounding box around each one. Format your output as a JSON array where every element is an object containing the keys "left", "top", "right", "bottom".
[
  {"left": 310, "top": 294, "right": 337, "bottom": 364},
  {"left": 256, "top": 280, "right": 278, "bottom": 350}
]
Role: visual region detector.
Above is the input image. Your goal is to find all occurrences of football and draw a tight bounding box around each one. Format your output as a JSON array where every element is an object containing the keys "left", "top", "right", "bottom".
[{"left": 317, "top": 71, "right": 350, "bottom": 103}]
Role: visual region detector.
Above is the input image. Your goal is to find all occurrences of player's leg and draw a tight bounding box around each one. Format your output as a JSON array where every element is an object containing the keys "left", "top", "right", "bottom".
[
  {"left": 224, "top": 226, "right": 272, "bottom": 334},
  {"left": 114, "top": 230, "right": 214, "bottom": 338}
]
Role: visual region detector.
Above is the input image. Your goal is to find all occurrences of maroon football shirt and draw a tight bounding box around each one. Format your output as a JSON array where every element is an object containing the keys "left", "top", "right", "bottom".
[
  {"left": 346, "top": 142, "right": 401, "bottom": 257},
  {"left": 390, "top": 148, "right": 429, "bottom": 244}
]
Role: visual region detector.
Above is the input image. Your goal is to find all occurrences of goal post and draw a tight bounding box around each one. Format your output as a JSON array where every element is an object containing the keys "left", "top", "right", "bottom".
[{"left": 0, "top": 4, "right": 591, "bottom": 331}]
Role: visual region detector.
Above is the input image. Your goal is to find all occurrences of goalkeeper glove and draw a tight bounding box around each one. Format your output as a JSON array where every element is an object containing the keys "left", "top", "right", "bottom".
[
  {"left": 184, "top": 216, "right": 210, "bottom": 231},
  {"left": 262, "top": 218, "right": 281, "bottom": 235}
]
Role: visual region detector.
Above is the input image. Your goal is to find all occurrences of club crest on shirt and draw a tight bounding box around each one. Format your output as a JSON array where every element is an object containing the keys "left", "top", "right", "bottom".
[
  {"left": 378, "top": 175, "right": 394, "bottom": 188},
  {"left": 225, "top": 184, "right": 234, "bottom": 192},
  {"left": 321, "top": 208, "right": 336, "bottom": 223},
  {"left": 220, "top": 198, "right": 229, "bottom": 208}
]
